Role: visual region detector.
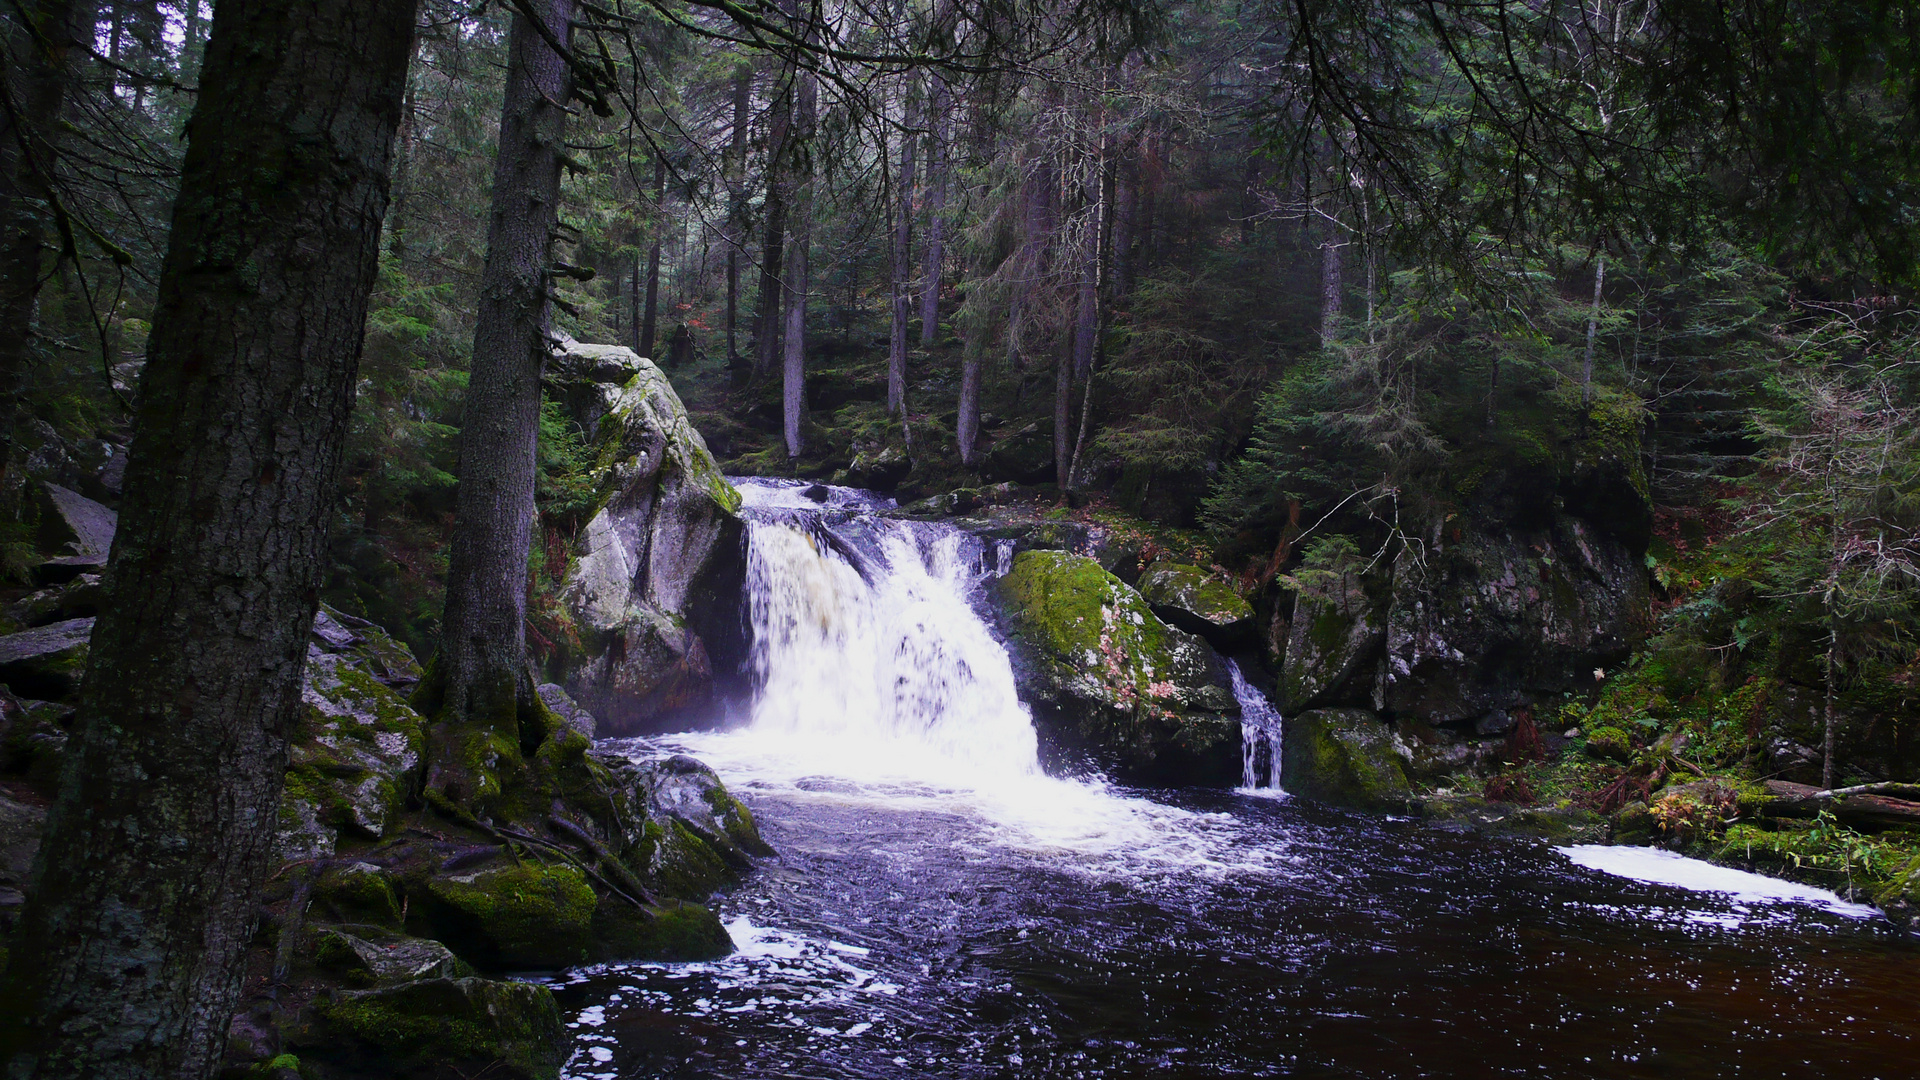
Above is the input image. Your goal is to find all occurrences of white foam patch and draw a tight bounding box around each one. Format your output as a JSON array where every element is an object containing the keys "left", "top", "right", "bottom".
[{"left": 1558, "top": 845, "right": 1881, "bottom": 920}]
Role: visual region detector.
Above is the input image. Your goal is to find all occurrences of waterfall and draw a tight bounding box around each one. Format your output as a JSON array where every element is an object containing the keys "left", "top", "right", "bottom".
[
  {"left": 658, "top": 478, "right": 1270, "bottom": 864},
  {"left": 1228, "top": 660, "right": 1285, "bottom": 793},
  {"left": 738, "top": 488, "right": 1041, "bottom": 785}
]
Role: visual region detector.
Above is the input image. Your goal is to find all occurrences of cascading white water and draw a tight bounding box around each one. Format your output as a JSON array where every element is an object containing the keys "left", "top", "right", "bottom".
[
  {"left": 661, "top": 479, "right": 1274, "bottom": 869},
  {"left": 1228, "top": 660, "right": 1286, "bottom": 794}
]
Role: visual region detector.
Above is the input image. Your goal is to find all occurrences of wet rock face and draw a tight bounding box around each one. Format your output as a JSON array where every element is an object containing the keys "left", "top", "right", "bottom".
[
  {"left": 1276, "top": 568, "right": 1384, "bottom": 713},
  {"left": 994, "top": 550, "right": 1239, "bottom": 784},
  {"left": 1380, "top": 515, "right": 1647, "bottom": 729},
  {"left": 553, "top": 339, "right": 748, "bottom": 734},
  {"left": 1280, "top": 708, "right": 1414, "bottom": 809},
  {"left": 292, "top": 976, "right": 567, "bottom": 1080}
]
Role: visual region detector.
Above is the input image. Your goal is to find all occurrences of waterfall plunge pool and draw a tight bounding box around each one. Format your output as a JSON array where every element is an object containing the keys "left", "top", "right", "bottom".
[{"left": 544, "top": 480, "right": 1920, "bottom": 1078}]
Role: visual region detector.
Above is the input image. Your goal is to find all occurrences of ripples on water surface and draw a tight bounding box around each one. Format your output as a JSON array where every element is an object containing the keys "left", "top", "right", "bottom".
[{"left": 549, "top": 759, "right": 1916, "bottom": 1080}]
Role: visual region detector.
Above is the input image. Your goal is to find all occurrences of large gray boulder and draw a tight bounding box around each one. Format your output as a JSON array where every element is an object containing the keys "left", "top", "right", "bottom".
[
  {"left": 553, "top": 339, "right": 746, "bottom": 735},
  {"left": 1380, "top": 515, "right": 1646, "bottom": 730},
  {"left": 1135, "top": 561, "right": 1255, "bottom": 647},
  {"left": 994, "top": 550, "right": 1239, "bottom": 783}
]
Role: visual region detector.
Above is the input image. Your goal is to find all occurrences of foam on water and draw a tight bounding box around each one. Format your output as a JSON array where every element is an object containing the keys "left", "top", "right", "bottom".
[
  {"left": 1558, "top": 844, "right": 1881, "bottom": 919},
  {"left": 661, "top": 479, "right": 1273, "bottom": 875}
]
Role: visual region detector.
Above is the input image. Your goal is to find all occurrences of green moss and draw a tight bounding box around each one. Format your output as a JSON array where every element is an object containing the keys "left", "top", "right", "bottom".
[
  {"left": 314, "top": 976, "right": 565, "bottom": 1080},
  {"left": 421, "top": 864, "right": 597, "bottom": 970},
  {"left": 1583, "top": 726, "right": 1633, "bottom": 762},
  {"left": 314, "top": 862, "right": 403, "bottom": 927},
  {"left": 590, "top": 899, "right": 733, "bottom": 962},
  {"left": 636, "top": 819, "right": 734, "bottom": 899},
  {"left": 998, "top": 550, "right": 1185, "bottom": 705},
  {"left": 1281, "top": 709, "right": 1412, "bottom": 809}
]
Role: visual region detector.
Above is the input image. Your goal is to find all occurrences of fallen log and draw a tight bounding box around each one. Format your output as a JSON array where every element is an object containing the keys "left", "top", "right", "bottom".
[{"left": 1760, "top": 780, "right": 1920, "bottom": 830}]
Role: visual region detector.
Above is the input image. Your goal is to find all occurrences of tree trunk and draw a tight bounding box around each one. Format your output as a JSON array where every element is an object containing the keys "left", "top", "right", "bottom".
[
  {"left": 641, "top": 154, "right": 664, "bottom": 358},
  {"left": 0, "top": 0, "right": 81, "bottom": 500},
  {"left": 423, "top": 0, "right": 574, "bottom": 809},
  {"left": 1065, "top": 176, "right": 1100, "bottom": 487},
  {"left": 1110, "top": 148, "right": 1136, "bottom": 300},
  {"left": 1319, "top": 210, "right": 1343, "bottom": 346},
  {"left": 754, "top": 78, "right": 791, "bottom": 383},
  {"left": 918, "top": 74, "right": 949, "bottom": 344},
  {"left": 888, "top": 84, "right": 918, "bottom": 417},
  {"left": 1581, "top": 251, "right": 1606, "bottom": 410},
  {"left": 0, "top": 1, "right": 417, "bottom": 1075},
  {"left": 725, "top": 62, "right": 749, "bottom": 364},
  {"left": 781, "top": 62, "right": 816, "bottom": 459}
]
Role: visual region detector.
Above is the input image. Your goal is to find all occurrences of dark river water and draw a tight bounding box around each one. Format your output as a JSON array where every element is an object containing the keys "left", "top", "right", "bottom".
[{"left": 545, "top": 780, "right": 1917, "bottom": 1080}]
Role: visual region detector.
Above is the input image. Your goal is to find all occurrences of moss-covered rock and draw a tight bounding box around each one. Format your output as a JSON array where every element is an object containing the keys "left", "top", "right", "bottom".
[
  {"left": 556, "top": 339, "right": 748, "bottom": 734},
  {"left": 1135, "top": 562, "right": 1254, "bottom": 646},
  {"left": 313, "top": 862, "right": 404, "bottom": 928},
  {"left": 994, "top": 550, "right": 1238, "bottom": 782},
  {"left": 598, "top": 751, "right": 773, "bottom": 899},
  {"left": 278, "top": 648, "right": 429, "bottom": 859},
  {"left": 590, "top": 898, "right": 733, "bottom": 962},
  {"left": 313, "top": 927, "right": 472, "bottom": 986},
  {"left": 299, "top": 976, "right": 566, "bottom": 1080},
  {"left": 418, "top": 863, "right": 598, "bottom": 971},
  {"left": 1280, "top": 708, "right": 1414, "bottom": 809},
  {"left": 1277, "top": 567, "right": 1383, "bottom": 712},
  {"left": 1583, "top": 726, "right": 1633, "bottom": 762}
]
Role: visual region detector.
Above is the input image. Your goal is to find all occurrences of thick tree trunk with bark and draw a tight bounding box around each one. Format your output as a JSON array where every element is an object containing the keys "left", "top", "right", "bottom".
[
  {"left": 424, "top": 0, "right": 574, "bottom": 808},
  {"left": 641, "top": 154, "right": 664, "bottom": 358},
  {"left": 0, "top": 0, "right": 82, "bottom": 497},
  {"left": 888, "top": 87, "right": 918, "bottom": 416},
  {"left": 0, "top": 2, "right": 417, "bottom": 1076},
  {"left": 919, "top": 75, "right": 949, "bottom": 346},
  {"left": 754, "top": 80, "right": 791, "bottom": 383},
  {"left": 1581, "top": 251, "right": 1606, "bottom": 410},
  {"left": 782, "top": 63, "right": 816, "bottom": 459}
]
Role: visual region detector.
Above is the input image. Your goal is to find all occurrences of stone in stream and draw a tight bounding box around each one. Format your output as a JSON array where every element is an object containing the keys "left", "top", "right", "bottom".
[
  {"left": 550, "top": 338, "right": 750, "bottom": 734},
  {"left": 1280, "top": 708, "right": 1414, "bottom": 809},
  {"left": 994, "top": 549, "right": 1239, "bottom": 784}
]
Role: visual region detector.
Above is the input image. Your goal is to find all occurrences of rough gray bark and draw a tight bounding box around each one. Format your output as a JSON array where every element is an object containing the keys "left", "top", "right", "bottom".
[
  {"left": 641, "top": 153, "right": 664, "bottom": 358},
  {"left": 0, "top": 0, "right": 82, "bottom": 497},
  {"left": 888, "top": 85, "right": 918, "bottom": 417},
  {"left": 725, "top": 62, "right": 750, "bottom": 363},
  {"left": 1110, "top": 148, "right": 1136, "bottom": 300},
  {"left": 1319, "top": 211, "right": 1343, "bottom": 346},
  {"left": 0, "top": 1, "right": 418, "bottom": 1076},
  {"left": 918, "top": 74, "right": 949, "bottom": 345},
  {"left": 1581, "top": 251, "right": 1606, "bottom": 410},
  {"left": 781, "top": 61, "right": 816, "bottom": 459},
  {"left": 425, "top": 0, "right": 574, "bottom": 806}
]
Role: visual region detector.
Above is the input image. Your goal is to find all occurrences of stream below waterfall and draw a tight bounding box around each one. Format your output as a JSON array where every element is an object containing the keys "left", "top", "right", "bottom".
[{"left": 545, "top": 480, "right": 1919, "bottom": 1079}]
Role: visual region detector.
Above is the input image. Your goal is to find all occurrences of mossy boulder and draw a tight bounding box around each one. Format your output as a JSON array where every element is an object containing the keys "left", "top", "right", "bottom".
[
  {"left": 1277, "top": 567, "right": 1383, "bottom": 712},
  {"left": 1135, "top": 562, "right": 1255, "bottom": 647},
  {"left": 313, "top": 862, "right": 405, "bottom": 928},
  {"left": 1280, "top": 708, "right": 1414, "bottom": 809},
  {"left": 590, "top": 898, "right": 733, "bottom": 962},
  {"left": 418, "top": 863, "right": 597, "bottom": 971},
  {"left": 278, "top": 651, "right": 428, "bottom": 859},
  {"left": 1583, "top": 725, "right": 1633, "bottom": 762},
  {"left": 599, "top": 751, "right": 773, "bottom": 898},
  {"left": 556, "top": 339, "right": 749, "bottom": 734},
  {"left": 994, "top": 550, "right": 1238, "bottom": 782},
  {"left": 299, "top": 976, "right": 566, "bottom": 1080}
]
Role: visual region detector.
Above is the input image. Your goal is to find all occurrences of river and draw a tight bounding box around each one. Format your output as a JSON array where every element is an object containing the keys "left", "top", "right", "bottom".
[{"left": 544, "top": 479, "right": 1919, "bottom": 1079}]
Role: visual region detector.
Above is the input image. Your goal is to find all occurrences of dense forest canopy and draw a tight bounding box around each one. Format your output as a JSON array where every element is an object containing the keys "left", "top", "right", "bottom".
[{"left": 3, "top": 0, "right": 1920, "bottom": 1076}]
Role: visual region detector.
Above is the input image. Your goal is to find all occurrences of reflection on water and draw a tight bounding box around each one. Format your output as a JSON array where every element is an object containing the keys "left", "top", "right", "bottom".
[{"left": 548, "top": 783, "right": 1917, "bottom": 1080}]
